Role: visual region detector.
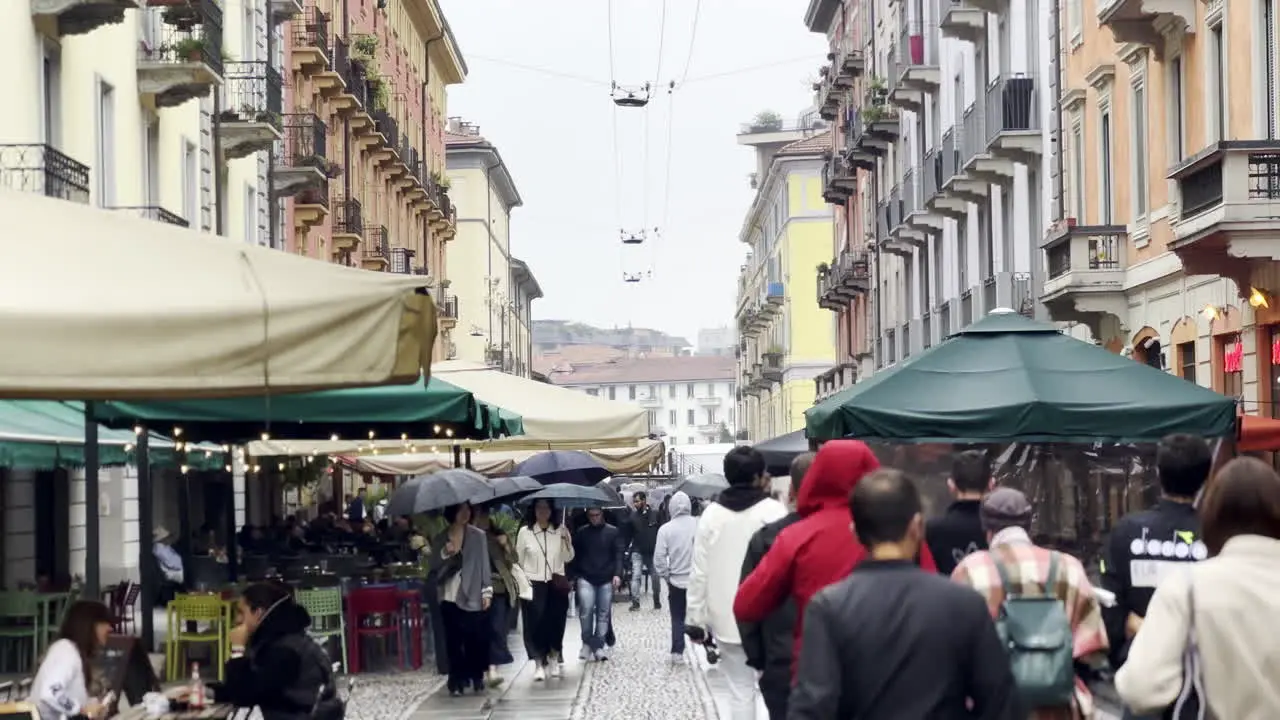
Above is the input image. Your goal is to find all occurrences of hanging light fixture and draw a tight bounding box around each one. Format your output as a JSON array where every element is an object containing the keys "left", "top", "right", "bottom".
[
  {"left": 1201, "top": 304, "right": 1221, "bottom": 321},
  {"left": 1249, "top": 287, "right": 1270, "bottom": 309}
]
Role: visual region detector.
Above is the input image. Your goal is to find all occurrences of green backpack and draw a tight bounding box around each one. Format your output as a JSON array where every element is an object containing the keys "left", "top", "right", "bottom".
[{"left": 993, "top": 551, "right": 1076, "bottom": 710}]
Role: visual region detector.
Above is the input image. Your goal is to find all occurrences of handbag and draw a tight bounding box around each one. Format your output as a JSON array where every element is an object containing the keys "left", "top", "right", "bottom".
[
  {"left": 537, "top": 529, "right": 572, "bottom": 596},
  {"left": 511, "top": 562, "right": 534, "bottom": 601},
  {"left": 1164, "top": 577, "right": 1206, "bottom": 720}
]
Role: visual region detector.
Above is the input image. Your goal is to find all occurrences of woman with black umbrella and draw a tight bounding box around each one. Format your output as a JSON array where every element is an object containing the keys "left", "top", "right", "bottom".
[
  {"left": 471, "top": 504, "right": 521, "bottom": 687},
  {"left": 430, "top": 502, "right": 493, "bottom": 696},
  {"left": 514, "top": 498, "right": 575, "bottom": 681}
]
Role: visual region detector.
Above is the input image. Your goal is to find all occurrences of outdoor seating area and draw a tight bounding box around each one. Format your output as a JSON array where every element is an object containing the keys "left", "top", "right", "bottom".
[{"left": 0, "top": 590, "right": 79, "bottom": 673}]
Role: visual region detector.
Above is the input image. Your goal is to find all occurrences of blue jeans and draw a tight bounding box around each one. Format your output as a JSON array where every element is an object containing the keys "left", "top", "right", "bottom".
[
  {"left": 630, "top": 552, "right": 659, "bottom": 603},
  {"left": 576, "top": 579, "right": 613, "bottom": 652}
]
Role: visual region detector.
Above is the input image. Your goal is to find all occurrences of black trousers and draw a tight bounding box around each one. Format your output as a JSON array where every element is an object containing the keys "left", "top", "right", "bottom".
[
  {"left": 521, "top": 580, "right": 569, "bottom": 664},
  {"left": 667, "top": 585, "right": 687, "bottom": 654},
  {"left": 761, "top": 686, "right": 789, "bottom": 720},
  {"left": 441, "top": 601, "right": 488, "bottom": 691},
  {"left": 487, "top": 598, "right": 514, "bottom": 666}
]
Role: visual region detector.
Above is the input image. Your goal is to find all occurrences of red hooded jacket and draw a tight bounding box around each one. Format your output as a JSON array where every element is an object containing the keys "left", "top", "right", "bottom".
[{"left": 732, "top": 440, "right": 937, "bottom": 675}]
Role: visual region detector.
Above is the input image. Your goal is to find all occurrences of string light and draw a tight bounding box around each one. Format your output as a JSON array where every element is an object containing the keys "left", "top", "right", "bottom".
[
  {"left": 180, "top": 464, "right": 190, "bottom": 474},
  {"left": 445, "top": 429, "right": 454, "bottom": 438},
  {"left": 260, "top": 432, "right": 271, "bottom": 442},
  {"left": 278, "top": 462, "right": 286, "bottom": 471},
  {"left": 433, "top": 425, "right": 441, "bottom": 434},
  {"left": 368, "top": 430, "right": 376, "bottom": 439},
  {"left": 330, "top": 433, "right": 340, "bottom": 442},
  {"left": 252, "top": 464, "right": 261, "bottom": 473},
  {"left": 123, "top": 443, "right": 133, "bottom": 453},
  {"left": 221, "top": 444, "right": 231, "bottom": 453},
  {"left": 172, "top": 427, "right": 183, "bottom": 437},
  {"left": 224, "top": 464, "right": 232, "bottom": 472},
  {"left": 401, "top": 433, "right": 408, "bottom": 441},
  {"left": 133, "top": 425, "right": 143, "bottom": 436},
  {"left": 204, "top": 450, "right": 212, "bottom": 458}
]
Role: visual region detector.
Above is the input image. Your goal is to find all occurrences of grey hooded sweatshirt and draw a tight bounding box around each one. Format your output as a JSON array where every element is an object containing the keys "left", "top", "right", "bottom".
[{"left": 654, "top": 491, "right": 698, "bottom": 589}]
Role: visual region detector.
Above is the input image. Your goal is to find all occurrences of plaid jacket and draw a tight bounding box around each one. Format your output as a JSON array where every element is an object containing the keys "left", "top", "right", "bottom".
[{"left": 951, "top": 528, "right": 1110, "bottom": 720}]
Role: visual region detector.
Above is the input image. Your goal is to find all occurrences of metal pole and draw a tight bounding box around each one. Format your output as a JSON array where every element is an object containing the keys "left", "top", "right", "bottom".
[
  {"left": 83, "top": 401, "right": 100, "bottom": 598},
  {"left": 136, "top": 431, "right": 156, "bottom": 651},
  {"left": 224, "top": 452, "right": 238, "bottom": 582}
]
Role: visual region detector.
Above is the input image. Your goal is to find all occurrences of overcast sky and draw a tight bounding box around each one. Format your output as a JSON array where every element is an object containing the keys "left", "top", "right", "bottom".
[{"left": 440, "top": 0, "right": 825, "bottom": 341}]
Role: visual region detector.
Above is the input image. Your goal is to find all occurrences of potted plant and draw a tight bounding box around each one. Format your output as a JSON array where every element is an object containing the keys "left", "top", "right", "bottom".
[
  {"left": 216, "top": 109, "right": 239, "bottom": 122},
  {"left": 817, "top": 262, "right": 830, "bottom": 274},
  {"left": 172, "top": 37, "right": 206, "bottom": 62},
  {"left": 370, "top": 78, "right": 389, "bottom": 111},
  {"left": 749, "top": 109, "right": 783, "bottom": 132},
  {"left": 353, "top": 35, "right": 378, "bottom": 59},
  {"left": 437, "top": 175, "right": 451, "bottom": 191}
]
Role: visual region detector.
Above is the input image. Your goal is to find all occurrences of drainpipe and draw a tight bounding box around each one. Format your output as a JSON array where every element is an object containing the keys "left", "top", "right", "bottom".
[
  {"left": 342, "top": 0, "right": 351, "bottom": 208},
  {"left": 266, "top": 2, "right": 277, "bottom": 249},
  {"left": 424, "top": 32, "right": 443, "bottom": 285},
  {"left": 483, "top": 158, "right": 499, "bottom": 348},
  {"left": 868, "top": 0, "right": 883, "bottom": 367}
]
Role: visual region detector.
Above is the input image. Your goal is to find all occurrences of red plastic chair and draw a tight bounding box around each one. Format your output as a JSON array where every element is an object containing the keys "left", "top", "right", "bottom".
[{"left": 345, "top": 586, "right": 403, "bottom": 674}]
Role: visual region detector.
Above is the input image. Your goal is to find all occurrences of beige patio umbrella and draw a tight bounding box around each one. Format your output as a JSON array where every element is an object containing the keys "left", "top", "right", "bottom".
[
  {"left": 0, "top": 188, "right": 436, "bottom": 398},
  {"left": 347, "top": 438, "right": 667, "bottom": 477}
]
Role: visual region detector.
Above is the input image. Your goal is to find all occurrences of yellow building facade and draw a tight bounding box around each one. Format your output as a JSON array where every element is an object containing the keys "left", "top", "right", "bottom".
[{"left": 736, "top": 132, "right": 837, "bottom": 441}]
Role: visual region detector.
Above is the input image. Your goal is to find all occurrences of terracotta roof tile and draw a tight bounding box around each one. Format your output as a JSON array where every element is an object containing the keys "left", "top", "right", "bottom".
[
  {"left": 776, "top": 130, "right": 832, "bottom": 157},
  {"left": 445, "top": 131, "right": 486, "bottom": 145},
  {"left": 546, "top": 355, "right": 737, "bottom": 385}
]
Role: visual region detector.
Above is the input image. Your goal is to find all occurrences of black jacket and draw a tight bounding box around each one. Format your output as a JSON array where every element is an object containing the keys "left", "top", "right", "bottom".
[
  {"left": 570, "top": 522, "right": 623, "bottom": 586},
  {"left": 737, "top": 511, "right": 802, "bottom": 695},
  {"left": 624, "top": 507, "right": 661, "bottom": 555},
  {"left": 1100, "top": 498, "right": 1202, "bottom": 668},
  {"left": 925, "top": 499, "right": 987, "bottom": 576},
  {"left": 789, "top": 560, "right": 1022, "bottom": 720},
  {"left": 216, "top": 602, "right": 342, "bottom": 720}
]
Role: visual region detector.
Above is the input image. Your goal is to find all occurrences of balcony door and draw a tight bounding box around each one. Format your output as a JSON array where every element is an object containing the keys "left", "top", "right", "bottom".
[
  {"left": 95, "top": 80, "right": 116, "bottom": 209},
  {"left": 144, "top": 121, "right": 160, "bottom": 207},
  {"left": 40, "top": 42, "right": 62, "bottom": 147}
]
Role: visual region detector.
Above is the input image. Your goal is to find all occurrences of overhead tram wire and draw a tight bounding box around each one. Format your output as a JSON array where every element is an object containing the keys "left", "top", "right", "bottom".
[
  {"left": 650, "top": 0, "right": 700, "bottom": 280},
  {"left": 643, "top": 0, "right": 669, "bottom": 231},
  {"left": 462, "top": 54, "right": 813, "bottom": 90},
  {"left": 606, "top": 0, "right": 625, "bottom": 237}
]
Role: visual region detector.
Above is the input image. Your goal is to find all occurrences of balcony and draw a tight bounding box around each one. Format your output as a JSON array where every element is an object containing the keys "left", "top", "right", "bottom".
[
  {"left": 834, "top": 38, "right": 865, "bottom": 82},
  {"left": 984, "top": 74, "right": 1042, "bottom": 165},
  {"left": 436, "top": 289, "right": 458, "bottom": 329},
  {"left": 939, "top": 0, "right": 986, "bottom": 42},
  {"left": 1169, "top": 141, "right": 1280, "bottom": 293},
  {"left": 822, "top": 153, "right": 856, "bottom": 205},
  {"left": 761, "top": 352, "right": 784, "bottom": 383},
  {"left": 290, "top": 7, "right": 330, "bottom": 74},
  {"left": 321, "top": 38, "right": 374, "bottom": 123},
  {"left": 389, "top": 246, "right": 417, "bottom": 274},
  {"left": 697, "top": 395, "right": 722, "bottom": 407},
  {"left": 901, "top": 322, "right": 913, "bottom": 359},
  {"left": 432, "top": 187, "right": 458, "bottom": 239},
  {"left": 217, "top": 61, "right": 282, "bottom": 159},
  {"left": 890, "top": 21, "right": 940, "bottom": 99},
  {"left": 750, "top": 363, "right": 770, "bottom": 391},
  {"left": 292, "top": 177, "right": 328, "bottom": 228},
  {"left": 877, "top": 197, "right": 912, "bottom": 257},
  {"left": 0, "top": 144, "right": 90, "bottom": 203},
  {"left": 1097, "top": 0, "right": 1193, "bottom": 50},
  {"left": 843, "top": 107, "right": 877, "bottom": 170},
  {"left": 331, "top": 196, "right": 363, "bottom": 252},
  {"left": 360, "top": 226, "right": 389, "bottom": 270},
  {"left": 639, "top": 396, "right": 663, "bottom": 409},
  {"left": 901, "top": 165, "right": 943, "bottom": 242},
  {"left": 939, "top": 127, "right": 989, "bottom": 204},
  {"left": 367, "top": 110, "right": 401, "bottom": 166},
  {"left": 814, "top": 362, "right": 857, "bottom": 402},
  {"left": 818, "top": 249, "right": 871, "bottom": 311},
  {"left": 742, "top": 368, "right": 763, "bottom": 397},
  {"left": 273, "top": 113, "right": 328, "bottom": 197},
  {"left": 1041, "top": 224, "right": 1127, "bottom": 333},
  {"left": 109, "top": 205, "right": 188, "bottom": 227},
  {"left": 813, "top": 61, "right": 852, "bottom": 121},
  {"left": 268, "top": 0, "right": 302, "bottom": 24},
  {"left": 885, "top": 328, "right": 897, "bottom": 364},
  {"left": 980, "top": 272, "right": 1036, "bottom": 316},
  {"left": 960, "top": 103, "right": 1015, "bottom": 185},
  {"left": 846, "top": 95, "right": 899, "bottom": 162},
  {"left": 31, "top": 0, "right": 136, "bottom": 37},
  {"left": 138, "top": 1, "right": 223, "bottom": 109}
]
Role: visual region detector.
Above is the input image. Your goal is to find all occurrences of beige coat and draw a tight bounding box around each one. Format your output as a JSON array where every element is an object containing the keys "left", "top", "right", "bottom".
[{"left": 1116, "top": 535, "right": 1280, "bottom": 719}]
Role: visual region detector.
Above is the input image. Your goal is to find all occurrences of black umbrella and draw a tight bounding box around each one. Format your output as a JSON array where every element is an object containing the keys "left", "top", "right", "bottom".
[
  {"left": 387, "top": 469, "right": 495, "bottom": 515},
  {"left": 517, "top": 482, "right": 616, "bottom": 510},
  {"left": 515, "top": 450, "right": 611, "bottom": 487},
  {"left": 594, "top": 481, "right": 625, "bottom": 507},
  {"left": 754, "top": 429, "right": 812, "bottom": 476},
  {"left": 675, "top": 473, "right": 730, "bottom": 500},
  {"left": 481, "top": 475, "right": 543, "bottom": 504}
]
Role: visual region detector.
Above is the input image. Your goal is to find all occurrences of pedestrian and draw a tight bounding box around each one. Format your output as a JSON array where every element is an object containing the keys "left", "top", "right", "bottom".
[
  {"left": 570, "top": 505, "right": 623, "bottom": 662},
  {"left": 1100, "top": 433, "right": 1211, "bottom": 684},
  {"left": 789, "top": 468, "right": 1020, "bottom": 719},
  {"left": 654, "top": 490, "right": 698, "bottom": 665},
  {"left": 624, "top": 491, "right": 663, "bottom": 611},
  {"left": 1115, "top": 456, "right": 1280, "bottom": 718},
  {"left": 471, "top": 504, "right": 520, "bottom": 688},
  {"left": 687, "top": 446, "right": 788, "bottom": 719},
  {"left": 346, "top": 487, "right": 366, "bottom": 525},
  {"left": 734, "top": 441, "right": 937, "bottom": 685},
  {"left": 925, "top": 448, "right": 992, "bottom": 575},
  {"left": 515, "top": 498, "right": 574, "bottom": 681},
  {"left": 737, "top": 451, "right": 814, "bottom": 720},
  {"left": 951, "top": 487, "right": 1108, "bottom": 718},
  {"left": 431, "top": 502, "right": 493, "bottom": 696}
]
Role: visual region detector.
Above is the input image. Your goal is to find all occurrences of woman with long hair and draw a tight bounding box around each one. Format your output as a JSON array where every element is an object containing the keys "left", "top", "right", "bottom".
[
  {"left": 31, "top": 600, "right": 113, "bottom": 720},
  {"left": 470, "top": 504, "right": 519, "bottom": 687},
  {"left": 431, "top": 502, "right": 493, "bottom": 696},
  {"left": 514, "top": 498, "right": 574, "bottom": 682},
  {"left": 215, "top": 582, "right": 342, "bottom": 720}
]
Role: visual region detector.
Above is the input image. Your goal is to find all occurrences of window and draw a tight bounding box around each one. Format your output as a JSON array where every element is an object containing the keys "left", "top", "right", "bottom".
[
  {"left": 1209, "top": 25, "right": 1225, "bottom": 142},
  {"left": 586, "top": 388, "right": 598, "bottom": 396},
  {"left": 687, "top": 409, "right": 696, "bottom": 425},
  {"left": 706, "top": 408, "right": 717, "bottom": 424},
  {"left": 957, "top": 219, "right": 968, "bottom": 289},
  {"left": 648, "top": 384, "right": 657, "bottom": 398},
  {"left": 1067, "top": 0, "right": 1082, "bottom": 43},
  {"left": 182, "top": 140, "right": 197, "bottom": 226},
  {"left": 244, "top": 183, "right": 257, "bottom": 245},
  {"left": 668, "top": 410, "right": 677, "bottom": 426},
  {"left": 1100, "top": 107, "right": 1113, "bottom": 223},
  {"left": 647, "top": 410, "right": 658, "bottom": 427},
  {"left": 706, "top": 383, "right": 714, "bottom": 397},
  {"left": 40, "top": 43, "right": 61, "bottom": 147},
  {"left": 1178, "top": 341, "right": 1196, "bottom": 382},
  {"left": 1131, "top": 80, "right": 1148, "bottom": 217},
  {"left": 607, "top": 386, "right": 616, "bottom": 400},
  {"left": 728, "top": 407, "right": 734, "bottom": 425},
  {"left": 95, "top": 79, "right": 115, "bottom": 208},
  {"left": 686, "top": 437, "right": 696, "bottom": 446},
  {"left": 1071, "top": 121, "right": 1085, "bottom": 221},
  {"left": 668, "top": 383, "right": 676, "bottom": 399},
  {"left": 1167, "top": 56, "right": 1184, "bottom": 162},
  {"left": 686, "top": 383, "right": 695, "bottom": 398},
  {"left": 628, "top": 384, "right": 636, "bottom": 400}
]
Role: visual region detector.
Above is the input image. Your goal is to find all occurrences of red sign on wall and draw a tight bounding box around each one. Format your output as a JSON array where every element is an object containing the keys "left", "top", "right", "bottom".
[{"left": 1225, "top": 338, "right": 1244, "bottom": 373}]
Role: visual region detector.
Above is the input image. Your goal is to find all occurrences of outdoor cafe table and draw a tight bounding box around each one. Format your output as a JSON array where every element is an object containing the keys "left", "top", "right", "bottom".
[{"left": 114, "top": 704, "right": 237, "bottom": 719}]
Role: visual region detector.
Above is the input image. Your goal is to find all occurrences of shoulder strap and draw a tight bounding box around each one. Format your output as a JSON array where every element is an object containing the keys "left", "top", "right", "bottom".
[
  {"left": 990, "top": 548, "right": 1015, "bottom": 595},
  {"left": 1042, "top": 551, "right": 1060, "bottom": 596}
]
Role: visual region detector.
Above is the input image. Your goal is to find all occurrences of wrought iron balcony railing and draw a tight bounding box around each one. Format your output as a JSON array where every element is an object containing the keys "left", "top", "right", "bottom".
[
  {"left": 292, "top": 6, "right": 330, "bottom": 65},
  {"left": 0, "top": 144, "right": 90, "bottom": 203},
  {"left": 277, "top": 112, "right": 327, "bottom": 167},
  {"left": 333, "top": 196, "right": 363, "bottom": 234},
  {"left": 362, "top": 226, "right": 389, "bottom": 262},
  {"left": 143, "top": 0, "right": 224, "bottom": 77},
  {"left": 295, "top": 177, "right": 329, "bottom": 207},
  {"left": 221, "top": 61, "right": 283, "bottom": 128},
  {"left": 110, "top": 205, "right": 189, "bottom": 227},
  {"left": 372, "top": 110, "right": 399, "bottom": 149},
  {"left": 436, "top": 290, "right": 459, "bottom": 318},
  {"left": 389, "top": 246, "right": 415, "bottom": 273}
]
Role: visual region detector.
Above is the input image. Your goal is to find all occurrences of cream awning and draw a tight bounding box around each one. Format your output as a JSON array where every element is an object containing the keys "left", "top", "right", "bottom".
[
  {"left": 348, "top": 438, "right": 666, "bottom": 477},
  {"left": 0, "top": 189, "right": 436, "bottom": 398}
]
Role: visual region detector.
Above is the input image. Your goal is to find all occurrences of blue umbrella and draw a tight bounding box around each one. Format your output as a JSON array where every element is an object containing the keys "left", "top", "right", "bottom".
[
  {"left": 515, "top": 450, "right": 611, "bottom": 487},
  {"left": 480, "top": 475, "right": 543, "bottom": 504},
  {"left": 517, "top": 482, "right": 616, "bottom": 510},
  {"left": 387, "top": 469, "right": 495, "bottom": 515}
]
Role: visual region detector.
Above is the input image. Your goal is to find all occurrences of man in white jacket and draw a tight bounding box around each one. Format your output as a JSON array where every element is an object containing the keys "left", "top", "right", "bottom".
[
  {"left": 654, "top": 491, "right": 698, "bottom": 665},
  {"left": 688, "top": 446, "right": 788, "bottom": 720}
]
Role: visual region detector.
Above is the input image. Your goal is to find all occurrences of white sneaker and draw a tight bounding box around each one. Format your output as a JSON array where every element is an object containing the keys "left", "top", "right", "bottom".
[
  {"left": 533, "top": 665, "right": 546, "bottom": 682},
  {"left": 548, "top": 658, "right": 563, "bottom": 678},
  {"left": 671, "top": 652, "right": 686, "bottom": 666},
  {"left": 578, "top": 646, "right": 590, "bottom": 661},
  {"left": 593, "top": 647, "right": 610, "bottom": 661}
]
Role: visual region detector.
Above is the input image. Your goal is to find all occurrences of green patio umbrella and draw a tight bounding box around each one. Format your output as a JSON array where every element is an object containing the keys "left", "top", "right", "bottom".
[
  {"left": 93, "top": 374, "right": 520, "bottom": 444},
  {"left": 805, "top": 310, "right": 1237, "bottom": 443}
]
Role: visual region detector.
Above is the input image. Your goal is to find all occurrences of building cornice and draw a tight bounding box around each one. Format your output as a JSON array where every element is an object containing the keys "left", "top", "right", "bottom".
[
  {"left": 1085, "top": 62, "right": 1115, "bottom": 91},
  {"left": 510, "top": 257, "right": 543, "bottom": 300},
  {"left": 1061, "top": 87, "right": 1087, "bottom": 113},
  {"left": 446, "top": 143, "right": 523, "bottom": 210},
  {"left": 407, "top": 0, "right": 467, "bottom": 84},
  {"left": 804, "top": 0, "right": 842, "bottom": 33}
]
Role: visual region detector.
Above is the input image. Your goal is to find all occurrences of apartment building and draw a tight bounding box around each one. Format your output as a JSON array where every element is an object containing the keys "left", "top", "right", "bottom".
[
  {"left": 734, "top": 122, "right": 837, "bottom": 441},
  {"left": 282, "top": 0, "right": 463, "bottom": 361},
  {"left": 548, "top": 356, "right": 737, "bottom": 448},
  {"left": 807, "top": 0, "right": 1049, "bottom": 395},
  {"left": 445, "top": 118, "right": 543, "bottom": 378},
  {"left": 1049, "top": 0, "right": 1280, "bottom": 411}
]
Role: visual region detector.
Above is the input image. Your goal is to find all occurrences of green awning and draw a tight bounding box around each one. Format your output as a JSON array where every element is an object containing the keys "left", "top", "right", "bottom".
[
  {"left": 94, "top": 375, "right": 522, "bottom": 444},
  {"left": 805, "top": 311, "right": 1238, "bottom": 443}
]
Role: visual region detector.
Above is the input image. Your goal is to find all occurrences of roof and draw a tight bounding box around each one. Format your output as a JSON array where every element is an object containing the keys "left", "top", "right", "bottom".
[
  {"left": 775, "top": 130, "right": 832, "bottom": 157},
  {"left": 510, "top": 257, "right": 543, "bottom": 300},
  {"left": 445, "top": 120, "right": 523, "bottom": 209},
  {"left": 546, "top": 356, "right": 737, "bottom": 385}
]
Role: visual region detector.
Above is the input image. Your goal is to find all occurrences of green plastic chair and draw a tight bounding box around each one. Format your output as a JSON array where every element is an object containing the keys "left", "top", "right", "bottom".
[
  {"left": 44, "top": 591, "right": 76, "bottom": 646},
  {"left": 166, "top": 593, "right": 228, "bottom": 682},
  {"left": 0, "top": 593, "right": 41, "bottom": 673},
  {"left": 294, "top": 587, "right": 347, "bottom": 674}
]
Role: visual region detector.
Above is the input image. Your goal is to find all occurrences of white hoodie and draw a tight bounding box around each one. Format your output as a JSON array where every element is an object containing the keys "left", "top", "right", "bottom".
[
  {"left": 687, "top": 490, "right": 787, "bottom": 645},
  {"left": 654, "top": 492, "right": 698, "bottom": 589}
]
